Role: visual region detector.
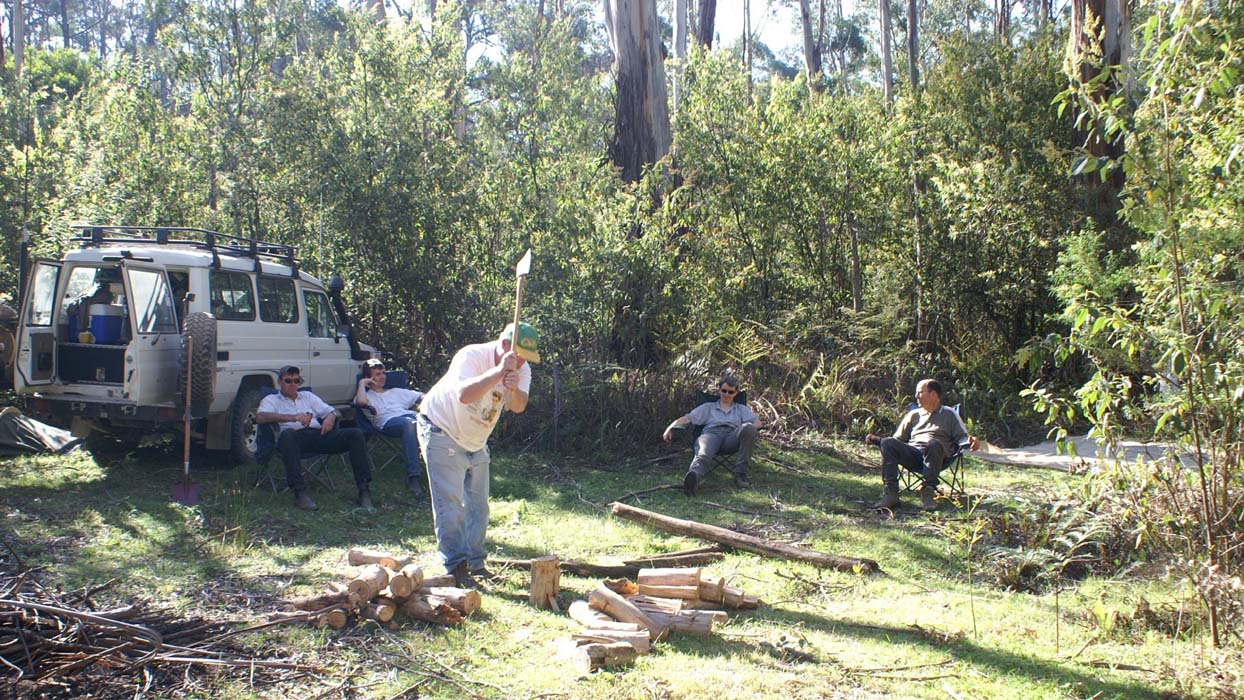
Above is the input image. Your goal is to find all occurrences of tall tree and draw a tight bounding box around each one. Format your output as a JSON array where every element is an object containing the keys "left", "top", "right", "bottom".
[
  {"left": 674, "top": 0, "right": 686, "bottom": 110},
  {"left": 879, "top": 0, "right": 893, "bottom": 105},
  {"left": 905, "top": 0, "right": 918, "bottom": 95},
  {"left": 14, "top": 0, "right": 26, "bottom": 78},
  {"left": 694, "top": 0, "right": 714, "bottom": 47},
  {"left": 798, "top": 0, "right": 822, "bottom": 88},
  {"left": 605, "top": 0, "right": 671, "bottom": 182},
  {"left": 1066, "top": 0, "right": 1132, "bottom": 178}
]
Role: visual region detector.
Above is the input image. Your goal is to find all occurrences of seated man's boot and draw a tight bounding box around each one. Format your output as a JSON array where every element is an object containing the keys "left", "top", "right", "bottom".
[
  {"left": 871, "top": 488, "right": 900, "bottom": 510},
  {"left": 733, "top": 472, "right": 750, "bottom": 488},
  {"left": 405, "top": 474, "right": 424, "bottom": 498},
  {"left": 294, "top": 491, "right": 319, "bottom": 511},
  {"left": 358, "top": 489, "right": 375, "bottom": 511},
  {"left": 683, "top": 471, "right": 700, "bottom": 497},
  {"left": 920, "top": 485, "right": 938, "bottom": 511}
]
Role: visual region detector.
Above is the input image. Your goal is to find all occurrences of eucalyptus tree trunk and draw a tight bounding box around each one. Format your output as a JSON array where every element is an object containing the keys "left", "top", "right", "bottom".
[
  {"left": 14, "top": 0, "right": 25, "bottom": 78},
  {"left": 994, "top": 0, "right": 1010, "bottom": 39},
  {"left": 60, "top": 0, "right": 71, "bottom": 49},
  {"left": 674, "top": 0, "right": 687, "bottom": 111},
  {"left": 1067, "top": 0, "right": 1132, "bottom": 187},
  {"left": 798, "top": 0, "right": 822, "bottom": 88},
  {"left": 905, "top": 0, "right": 918, "bottom": 96},
  {"left": 366, "top": 0, "right": 386, "bottom": 21},
  {"left": 906, "top": 0, "right": 924, "bottom": 338},
  {"left": 605, "top": 0, "right": 672, "bottom": 183},
  {"left": 695, "top": 0, "right": 715, "bottom": 48},
  {"left": 878, "top": 0, "right": 893, "bottom": 106}
]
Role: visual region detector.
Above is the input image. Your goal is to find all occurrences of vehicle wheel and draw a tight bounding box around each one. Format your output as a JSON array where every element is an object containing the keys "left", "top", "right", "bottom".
[
  {"left": 181, "top": 312, "right": 217, "bottom": 419},
  {"left": 230, "top": 385, "right": 266, "bottom": 463}
]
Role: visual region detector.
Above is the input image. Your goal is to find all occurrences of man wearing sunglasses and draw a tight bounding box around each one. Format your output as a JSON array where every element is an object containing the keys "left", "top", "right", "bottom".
[
  {"left": 662, "top": 374, "right": 761, "bottom": 495},
  {"left": 256, "top": 365, "right": 372, "bottom": 512}
]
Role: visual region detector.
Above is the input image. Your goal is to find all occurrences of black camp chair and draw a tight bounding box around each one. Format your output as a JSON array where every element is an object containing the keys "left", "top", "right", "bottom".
[
  {"left": 352, "top": 370, "right": 423, "bottom": 474},
  {"left": 671, "top": 389, "right": 751, "bottom": 478},
  {"left": 253, "top": 386, "right": 345, "bottom": 492},
  {"left": 895, "top": 403, "right": 970, "bottom": 498}
]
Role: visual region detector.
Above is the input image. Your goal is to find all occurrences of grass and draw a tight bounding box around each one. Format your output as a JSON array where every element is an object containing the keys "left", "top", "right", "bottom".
[{"left": 1, "top": 436, "right": 1239, "bottom": 699}]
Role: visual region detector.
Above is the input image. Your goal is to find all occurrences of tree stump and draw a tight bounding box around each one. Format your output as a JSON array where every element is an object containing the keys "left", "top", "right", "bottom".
[{"left": 529, "top": 555, "right": 561, "bottom": 610}]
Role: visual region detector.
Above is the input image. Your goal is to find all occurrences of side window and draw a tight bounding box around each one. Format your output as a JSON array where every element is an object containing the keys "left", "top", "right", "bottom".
[
  {"left": 27, "top": 263, "right": 62, "bottom": 327},
  {"left": 209, "top": 270, "right": 256, "bottom": 321},
  {"left": 303, "top": 291, "right": 339, "bottom": 338},
  {"left": 258, "top": 276, "right": 299, "bottom": 324}
]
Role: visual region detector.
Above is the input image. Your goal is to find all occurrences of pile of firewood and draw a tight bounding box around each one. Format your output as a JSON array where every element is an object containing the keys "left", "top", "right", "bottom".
[
  {"left": 277, "top": 548, "right": 481, "bottom": 629},
  {"left": 563, "top": 566, "right": 763, "bottom": 674}
]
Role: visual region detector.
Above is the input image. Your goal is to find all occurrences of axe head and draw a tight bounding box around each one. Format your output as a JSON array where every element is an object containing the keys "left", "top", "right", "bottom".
[{"left": 515, "top": 249, "right": 532, "bottom": 277}]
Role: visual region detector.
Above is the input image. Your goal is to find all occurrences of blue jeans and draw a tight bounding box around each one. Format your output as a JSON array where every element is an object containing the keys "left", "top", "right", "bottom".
[
  {"left": 689, "top": 423, "right": 759, "bottom": 477},
  {"left": 382, "top": 414, "right": 424, "bottom": 480},
  {"left": 417, "top": 416, "right": 490, "bottom": 572},
  {"left": 879, "top": 437, "right": 945, "bottom": 490}
]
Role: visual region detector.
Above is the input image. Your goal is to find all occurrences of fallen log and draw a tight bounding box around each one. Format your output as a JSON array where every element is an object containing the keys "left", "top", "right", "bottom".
[
  {"left": 283, "top": 589, "right": 350, "bottom": 612},
  {"left": 609, "top": 501, "right": 881, "bottom": 574},
  {"left": 269, "top": 607, "right": 348, "bottom": 629},
  {"left": 588, "top": 584, "right": 665, "bottom": 640},
  {"left": 491, "top": 546, "right": 726, "bottom": 580},
  {"left": 567, "top": 600, "right": 643, "bottom": 632},
  {"left": 347, "top": 548, "right": 412, "bottom": 570}
]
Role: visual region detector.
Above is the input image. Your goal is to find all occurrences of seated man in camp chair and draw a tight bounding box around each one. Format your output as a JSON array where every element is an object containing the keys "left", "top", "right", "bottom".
[
  {"left": 355, "top": 358, "right": 426, "bottom": 497},
  {"left": 662, "top": 374, "right": 763, "bottom": 496},
  {"left": 866, "top": 378, "right": 979, "bottom": 511}
]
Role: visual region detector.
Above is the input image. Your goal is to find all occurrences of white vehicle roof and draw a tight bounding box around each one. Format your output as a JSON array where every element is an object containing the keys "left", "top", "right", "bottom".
[{"left": 62, "top": 244, "right": 326, "bottom": 287}]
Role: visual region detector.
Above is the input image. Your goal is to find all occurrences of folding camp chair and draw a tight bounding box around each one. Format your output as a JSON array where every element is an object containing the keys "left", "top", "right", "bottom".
[
  {"left": 896, "top": 403, "right": 969, "bottom": 498},
  {"left": 352, "top": 370, "right": 420, "bottom": 474},
  {"left": 671, "top": 389, "right": 751, "bottom": 478},
  {"left": 252, "top": 386, "right": 344, "bottom": 493}
]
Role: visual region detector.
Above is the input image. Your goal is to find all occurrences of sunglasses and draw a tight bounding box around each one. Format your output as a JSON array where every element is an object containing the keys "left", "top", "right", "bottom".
[
  {"left": 719, "top": 387, "right": 737, "bottom": 395},
  {"left": 283, "top": 377, "right": 304, "bottom": 385}
]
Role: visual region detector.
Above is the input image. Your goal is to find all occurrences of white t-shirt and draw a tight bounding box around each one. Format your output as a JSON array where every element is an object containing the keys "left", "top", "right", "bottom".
[
  {"left": 364, "top": 387, "right": 422, "bottom": 429},
  {"left": 258, "top": 390, "right": 335, "bottom": 433},
  {"left": 419, "top": 341, "right": 532, "bottom": 452}
]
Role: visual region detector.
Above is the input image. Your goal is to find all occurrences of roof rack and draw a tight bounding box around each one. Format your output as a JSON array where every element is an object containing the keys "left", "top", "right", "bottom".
[{"left": 70, "top": 225, "right": 300, "bottom": 276}]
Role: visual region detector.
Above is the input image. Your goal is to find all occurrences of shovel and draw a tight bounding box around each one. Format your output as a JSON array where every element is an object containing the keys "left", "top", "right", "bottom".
[{"left": 172, "top": 335, "right": 199, "bottom": 505}]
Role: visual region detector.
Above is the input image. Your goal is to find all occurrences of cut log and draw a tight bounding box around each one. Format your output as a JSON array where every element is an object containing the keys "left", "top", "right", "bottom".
[
  {"left": 567, "top": 600, "right": 644, "bottom": 632},
  {"left": 424, "top": 587, "right": 482, "bottom": 616},
  {"left": 267, "top": 608, "right": 348, "bottom": 629},
  {"left": 384, "top": 566, "right": 415, "bottom": 599},
  {"left": 698, "top": 576, "right": 726, "bottom": 604},
  {"left": 417, "top": 574, "right": 457, "bottom": 590},
  {"left": 574, "top": 641, "right": 641, "bottom": 672},
  {"left": 602, "top": 578, "right": 639, "bottom": 595},
  {"left": 399, "top": 595, "right": 463, "bottom": 626},
  {"left": 637, "top": 567, "right": 701, "bottom": 587},
  {"left": 283, "top": 589, "right": 350, "bottom": 612},
  {"left": 399, "top": 564, "right": 425, "bottom": 590},
  {"left": 627, "top": 594, "right": 685, "bottom": 614},
  {"left": 347, "top": 547, "right": 412, "bottom": 570},
  {"left": 362, "top": 600, "right": 396, "bottom": 623},
  {"left": 640, "top": 609, "right": 714, "bottom": 636},
  {"left": 609, "top": 501, "right": 881, "bottom": 574},
  {"left": 588, "top": 584, "right": 665, "bottom": 640},
  {"left": 348, "top": 564, "right": 390, "bottom": 604},
  {"left": 636, "top": 583, "right": 700, "bottom": 600},
  {"left": 571, "top": 629, "right": 652, "bottom": 653},
  {"left": 529, "top": 555, "right": 561, "bottom": 610}
]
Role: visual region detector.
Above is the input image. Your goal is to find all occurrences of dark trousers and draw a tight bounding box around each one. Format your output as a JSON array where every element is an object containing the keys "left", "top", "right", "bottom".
[
  {"left": 277, "top": 427, "right": 371, "bottom": 493},
  {"left": 689, "top": 424, "right": 759, "bottom": 477},
  {"left": 879, "top": 437, "right": 945, "bottom": 490}
]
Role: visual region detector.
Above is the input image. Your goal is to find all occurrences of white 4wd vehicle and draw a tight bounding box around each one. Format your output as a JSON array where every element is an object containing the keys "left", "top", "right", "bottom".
[{"left": 12, "top": 226, "right": 377, "bottom": 460}]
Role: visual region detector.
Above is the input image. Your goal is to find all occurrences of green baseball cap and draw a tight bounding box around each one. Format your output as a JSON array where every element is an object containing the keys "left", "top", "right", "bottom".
[{"left": 500, "top": 322, "right": 541, "bottom": 364}]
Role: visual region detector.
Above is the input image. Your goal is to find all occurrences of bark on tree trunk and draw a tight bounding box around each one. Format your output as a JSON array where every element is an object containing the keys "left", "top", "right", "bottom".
[
  {"left": 879, "top": 0, "right": 893, "bottom": 106},
  {"left": 906, "top": 0, "right": 919, "bottom": 95},
  {"left": 695, "top": 0, "right": 716, "bottom": 48},
  {"left": 673, "top": 0, "right": 687, "bottom": 111},
  {"left": 609, "top": 501, "right": 881, "bottom": 573},
  {"left": 1067, "top": 0, "right": 1132, "bottom": 184},
  {"left": 798, "top": 0, "right": 822, "bottom": 88},
  {"left": 607, "top": 0, "right": 672, "bottom": 183},
  {"left": 14, "top": 0, "right": 25, "bottom": 79}
]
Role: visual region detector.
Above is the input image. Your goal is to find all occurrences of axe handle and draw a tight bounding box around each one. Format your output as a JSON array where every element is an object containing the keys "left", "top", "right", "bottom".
[{"left": 512, "top": 274, "right": 526, "bottom": 347}]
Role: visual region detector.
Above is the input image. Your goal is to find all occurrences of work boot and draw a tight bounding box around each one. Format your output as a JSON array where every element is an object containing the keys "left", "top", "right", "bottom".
[
  {"left": 449, "top": 562, "right": 480, "bottom": 590},
  {"left": 470, "top": 566, "right": 500, "bottom": 582},
  {"left": 294, "top": 491, "right": 319, "bottom": 511},
  {"left": 405, "top": 474, "right": 424, "bottom": 498},
  {"left": 357, "top": 489, "right": 375, "bottom": 511},
  {"left": 733, "top": 473, "right": 751, "bottom": 489},
  {"left": 871, "top": 488, "right": 900, "bottom": 510},
  {"left": 683, "top": 471, "right": 699, "bottom": 497},
  {"left": 920, "top": 485, "right": 938, "bottom": 511}
]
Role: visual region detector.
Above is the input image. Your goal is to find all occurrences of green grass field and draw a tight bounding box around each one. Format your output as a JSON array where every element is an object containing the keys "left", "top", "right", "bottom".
[{"left": 1, "top": 437, "right": 1237, "bottom": 699}]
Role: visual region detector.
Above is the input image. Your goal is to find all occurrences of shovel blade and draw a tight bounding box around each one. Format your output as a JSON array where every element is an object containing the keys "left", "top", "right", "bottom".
[
  {"left": 515, "top": 249, "right": 532, "bottom": 277},
  {"left": 172, "top": 479, "right": 199, "bottom": 506}
]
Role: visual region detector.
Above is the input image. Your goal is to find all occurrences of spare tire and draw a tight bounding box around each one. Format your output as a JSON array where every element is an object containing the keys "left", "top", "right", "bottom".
[{"left": 181, "top": 312, "right": 217, "bottom": 419}]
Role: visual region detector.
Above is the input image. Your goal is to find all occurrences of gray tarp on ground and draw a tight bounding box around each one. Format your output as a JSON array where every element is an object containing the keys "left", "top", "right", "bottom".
[{"left": 0, "top": 409, "right": 82, "bottom": 456}]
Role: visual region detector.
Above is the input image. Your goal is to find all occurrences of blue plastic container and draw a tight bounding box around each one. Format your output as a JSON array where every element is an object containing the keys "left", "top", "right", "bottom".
[{"left": 88, "top": 304, "right": 125, "bottom": 344}]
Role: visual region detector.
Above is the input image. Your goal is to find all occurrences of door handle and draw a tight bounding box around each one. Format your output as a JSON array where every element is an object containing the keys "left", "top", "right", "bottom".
[{"left": 312, "top": 351, "right": 321, "bottom": 357}]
